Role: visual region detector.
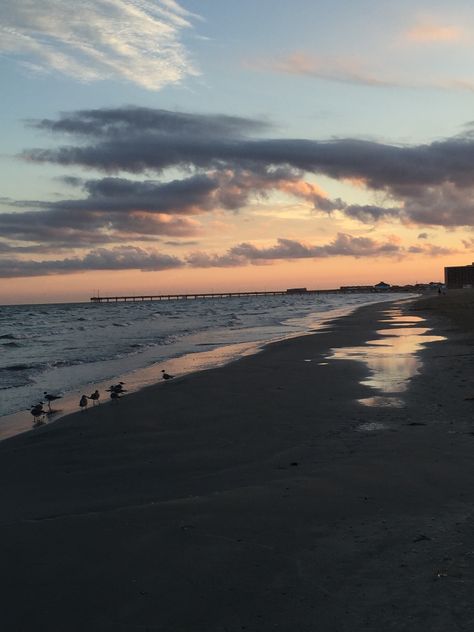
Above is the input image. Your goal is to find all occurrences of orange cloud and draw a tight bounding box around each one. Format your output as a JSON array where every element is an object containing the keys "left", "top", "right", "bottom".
[
  {"left": 405, "top": 22, "right": 463, "bottom": 43},
  {"left": 275, "top": 179, "right": 327, "bottom": 200},
  {"left": 250, "top": 52, "right": 396, "bottom": 87},
  {"left": 342, "top": 177, "right": 368, "bottom": 189}
]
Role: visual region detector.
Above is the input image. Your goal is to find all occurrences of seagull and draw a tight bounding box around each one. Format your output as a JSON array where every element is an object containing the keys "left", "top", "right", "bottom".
[
  {"left": 110, "top": 390, "right": 121, "bottom": 403},
  {"left": 161, "top": 370, "right": 174, "bottom": 380},
  {"left": 30, "top": 403, "right": 45, "bottom": 424},
  {"left": 43, "top": 391, "right": 62, "bottom": 412},
  {"left": 88, "top": 389, "right": 100, "bottom": 404},
  {"left": 79, "top": 395, "right": 88, "bottom": 410},
  {"left": 107, "top": 382, "right": 126, "bottom": 394}
]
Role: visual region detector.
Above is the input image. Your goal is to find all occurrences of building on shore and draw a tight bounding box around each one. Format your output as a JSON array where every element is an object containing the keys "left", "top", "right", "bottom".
[
  {"left": 340, "top": 281, "right": 442, "bottom": 293},
  {"left": 340, "top": 281, "right": 391, "bottom": 292},
  {"left": 445, "top": 263, "right": 474, "bottom": 289}
]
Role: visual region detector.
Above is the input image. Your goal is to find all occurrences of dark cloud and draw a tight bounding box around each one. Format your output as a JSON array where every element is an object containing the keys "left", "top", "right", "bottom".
[
  {"left": 0, "top": 207, "right": 198, "bottom": 245},
  {"left": 187, "top": 234, "right": 401, "bottom": 267},
  {"left": 1, "top": 233, "right": 455, "bottom": 278},
  {"left": 58, "top": 175, "right": 221, "bottom": 214},
  {"left": 0, "top": 241, "right": 53, "bottom": 254},
  {"left": 185, "top": 251, "right": 246, "bottom": 268},
  {"left": 407, "top": 244, "right": 458, "bottom": 256},
  {"left": 229, "top": 233, "right": 401, "bottom": 260},
  {"left": 343, "top": 204, "right": 401, "bottom": 223},
  {"left": 2, "top": 167, "right": 336, "bottom": 247},
  {"left": 22, "top": 107, "right": 474, "bottom": 228},
  {"left": 164, "top": 240, "right": 200, "bottom": 247},
  {"left": 0, "top": 246, "right": 183, "bottom": 278},
  {"left": 29, "top": 107, "right": 270, "bottom": 140},
  {"left": 22, "top": 107, "right": 474, "bottom": 188},
  {"left": 401, "top": 183, "right": 474, "bottom": 227},
  {"left": 187, "top": 235, "right": 457, "bottom": 269}
]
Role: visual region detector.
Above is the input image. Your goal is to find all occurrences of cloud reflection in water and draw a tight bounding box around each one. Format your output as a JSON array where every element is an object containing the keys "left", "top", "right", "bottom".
[{"left": 328, "top": 310, "right": 445, "bottom": 407}]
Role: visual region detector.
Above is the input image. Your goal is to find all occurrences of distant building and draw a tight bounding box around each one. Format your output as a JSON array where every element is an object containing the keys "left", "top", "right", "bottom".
[
  {"left": 445, "top": 263, "right": 474, "bottom": 289},
  {"left": 374, "top": 281, "right": 391, "bottom": 291},
  {"left": 286, "top": 287, "right": 307, "bottom": 294}
]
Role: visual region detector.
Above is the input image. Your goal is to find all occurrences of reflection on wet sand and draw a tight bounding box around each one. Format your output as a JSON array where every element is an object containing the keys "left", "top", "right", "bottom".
[
  {"left": 328, "top": 309, "right": 445, "bottom": 408},
  {"left": 379, "top": 315, "right": 424, "bottom": 324},
  {"left": 359, "top": 396, "right": 405, "bottom": 408},
  {"left": 357, "top": 422, "right": 390, "bottom": 432}
]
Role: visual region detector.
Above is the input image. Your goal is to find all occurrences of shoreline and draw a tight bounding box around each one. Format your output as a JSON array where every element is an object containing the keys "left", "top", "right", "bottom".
[
  {"left": 2, "top": 294, "right": 473, "bottom": 630},
  {"left": 0, "top": 295, "right": 407, "bottom": 442}
]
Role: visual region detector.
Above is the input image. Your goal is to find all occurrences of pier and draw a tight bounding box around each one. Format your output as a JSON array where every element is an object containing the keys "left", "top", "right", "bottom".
[
  {"left": 89, "top": 282, "right": 435, "bottom": 303},
  {"left": 89, "top": 289, "right": 334, "bottom": 303}
]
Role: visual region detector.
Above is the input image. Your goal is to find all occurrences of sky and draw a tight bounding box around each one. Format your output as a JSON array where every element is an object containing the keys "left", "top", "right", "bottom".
[{"left": 1, "top": 0, "right": 474, "bottom": 304}]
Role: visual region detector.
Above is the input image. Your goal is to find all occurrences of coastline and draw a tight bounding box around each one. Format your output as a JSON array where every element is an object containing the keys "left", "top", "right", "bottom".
[
  {"left": 0, "top": 295, "right": 405, "bottom": 442},
  {"left": 2, "top": 295, "right": 474, "bottom": 630}
]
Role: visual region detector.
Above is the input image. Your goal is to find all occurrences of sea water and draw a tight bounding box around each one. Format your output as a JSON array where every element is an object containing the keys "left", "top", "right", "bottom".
[{"left": 0, "top": 293, "right": 410, "bottom": 421}]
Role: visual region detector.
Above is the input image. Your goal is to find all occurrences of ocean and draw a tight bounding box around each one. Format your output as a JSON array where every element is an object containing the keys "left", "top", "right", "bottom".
[{"left": 0, "top": 293, "right": 409, "bottom": 426}]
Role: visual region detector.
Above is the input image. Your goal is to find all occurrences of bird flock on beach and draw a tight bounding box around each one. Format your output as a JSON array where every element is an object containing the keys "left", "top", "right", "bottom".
[{"left": 29, "top": 369, "right": 175, "bottom": 427}]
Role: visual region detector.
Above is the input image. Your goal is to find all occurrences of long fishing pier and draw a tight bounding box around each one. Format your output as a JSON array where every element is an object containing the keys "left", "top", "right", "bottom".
[{"left": 90, "top": 288, "right": 339, "bottom": 303}]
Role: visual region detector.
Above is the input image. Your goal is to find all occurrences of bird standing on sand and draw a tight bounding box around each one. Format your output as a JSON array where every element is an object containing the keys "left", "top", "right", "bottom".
[
  {"left": 107, "top": 382, "right": 126, "bottom": 394},
  {"left": 88, "top": 390, "right": 100, "bottom": 405},
  {"left": 30, "top": 403, "right": 45, "bottom": 424},
  {"left": 161, "top": 370, "right": 174, "bottom": 380},
  {"left": 43, "top": 392, "right": 62, "bottom": 412},
  {"left": 79, "top": 395, "right": 88, "bottom": 410}
]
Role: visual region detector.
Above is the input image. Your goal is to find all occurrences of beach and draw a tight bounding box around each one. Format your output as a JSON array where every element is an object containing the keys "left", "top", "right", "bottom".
[{"left": 1, "top": 293, "right": 474, "bottom": 631}]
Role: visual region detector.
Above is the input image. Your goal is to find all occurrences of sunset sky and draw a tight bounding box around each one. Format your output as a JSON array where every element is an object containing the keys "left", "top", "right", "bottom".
[{"left": 1, "top": 0, "right": 474, "bottom": 304}]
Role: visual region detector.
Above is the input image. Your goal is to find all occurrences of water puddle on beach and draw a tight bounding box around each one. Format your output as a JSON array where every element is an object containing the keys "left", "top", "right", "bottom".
[
  {"left": 328, "top": 310, "right": 445, "bottom": 408},
  {"left": 356, "top": 422, "right": 390, "bottom": 432}
]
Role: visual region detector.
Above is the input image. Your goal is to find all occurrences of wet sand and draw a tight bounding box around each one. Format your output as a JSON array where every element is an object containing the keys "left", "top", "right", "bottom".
[
  {"left": 413, "top": 288, "right": 474, "bottom": 336},
  {"left": 1, "top": 296, "right": 474, "bottom": 631}
]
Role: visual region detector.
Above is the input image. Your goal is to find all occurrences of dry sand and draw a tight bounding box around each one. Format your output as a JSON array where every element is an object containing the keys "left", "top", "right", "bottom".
[{"left": 1, "top": 294, "right": 474, "bottom": 631}]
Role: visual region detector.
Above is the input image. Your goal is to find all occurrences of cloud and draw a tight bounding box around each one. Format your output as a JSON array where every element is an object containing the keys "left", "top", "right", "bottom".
[
  {"left": 29, "top": 106, "right": 269, "bottom": 139},
  {"left": 186, "top": 234, "right": 403, "bottom": 268},
  {"left": 401, "top": 182, "right": 474, "bottom": 227},
  {"left": 407, "top": 243, "right": 458, "bottom": 256},
  {"left": 0, "top": 240, "right": 53, "bottom": 254},
  {"left": 2, "top": 167, "right": 340, "bottom": 247},
  {"left": 229, "top": 233, "right": 401, "bottom": 261},
  {"left": 0, "top": 1, "right": 198, "bottom": 90},
  {"left": 253, "top": 50, "right": 474, "bottom": 94},
  {"left": 1, "top": 233, "right": 457, "bottom": 278},
  {"left": 22, "top": 106, "right": 474, "bottom": 229},
  {"left": 0, "top": 204, "right": 199, "bottom": 246},
  {"left": 343, "top": 204, "right": 402, "bottom": 223},
  {"left": 24, "top": 106, "right": 474, "bottom": 190},
  {"left": 0, "top": 246, "right": 184, "bottom": 278},
  {"left": 164, "top": 240, "right": 199, "bottom": 247},
  {"left": 7, "top": 105, "right": 474, "bottom": 258},
  {"left": 254, "top": 52, "right": 396, "bottom": 88},
  {"left": 405, "top": 22, "right": 463, "bottom": 43}
]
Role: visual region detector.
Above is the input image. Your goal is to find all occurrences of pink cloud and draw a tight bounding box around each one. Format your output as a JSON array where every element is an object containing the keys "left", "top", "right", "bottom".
[
  {"left": 249, "top": 52, "right": 396, "bottom": 87},
  {"left": 405, "top": 22, "right": 463, "bottom": 43}
]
